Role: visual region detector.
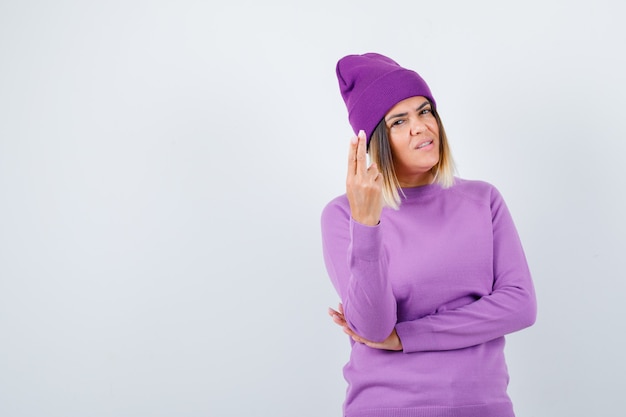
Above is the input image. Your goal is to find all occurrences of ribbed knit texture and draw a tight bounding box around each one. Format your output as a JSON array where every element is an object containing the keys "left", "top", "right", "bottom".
[{"left": 321, "top": 178, "right": 536, "bottom": 417}]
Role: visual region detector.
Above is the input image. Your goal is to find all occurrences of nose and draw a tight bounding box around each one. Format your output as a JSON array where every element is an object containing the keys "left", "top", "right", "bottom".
[{"left": 410, "top": 118, "right": 427, "bottom": 135}]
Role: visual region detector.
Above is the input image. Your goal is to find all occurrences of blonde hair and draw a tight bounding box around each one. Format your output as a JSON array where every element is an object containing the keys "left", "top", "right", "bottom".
[{"left": 368, "top": 108, "right": 456, "bottom": 209}]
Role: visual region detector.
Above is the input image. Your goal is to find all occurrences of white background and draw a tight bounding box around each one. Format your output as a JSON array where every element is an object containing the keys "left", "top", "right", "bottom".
[{"left": 1, "top": 1, "right": 624, "bottom": 416}]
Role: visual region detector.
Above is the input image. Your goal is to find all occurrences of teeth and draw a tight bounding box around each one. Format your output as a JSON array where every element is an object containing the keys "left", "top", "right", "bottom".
[{"left": 418, "top": 141, "right": 432, "bottom": 149}]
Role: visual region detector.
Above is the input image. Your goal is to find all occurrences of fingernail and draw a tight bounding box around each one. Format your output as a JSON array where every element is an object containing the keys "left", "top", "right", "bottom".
[
  {"left": 351, "top": 135, "right": 358, "bottom": 144},
  {"left": 358, "top": 130, "right": 365, "bottom": 139}
]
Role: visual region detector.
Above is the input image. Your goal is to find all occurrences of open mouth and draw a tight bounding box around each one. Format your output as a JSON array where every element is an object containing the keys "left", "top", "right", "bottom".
[{"left": 417, "top": 140, "right": 433, "bottom": 149}]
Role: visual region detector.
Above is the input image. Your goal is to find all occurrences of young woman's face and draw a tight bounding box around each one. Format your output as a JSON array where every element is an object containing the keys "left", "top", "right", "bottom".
[{"left": 384, "top": 96, "right": 440, "bottom": 187}]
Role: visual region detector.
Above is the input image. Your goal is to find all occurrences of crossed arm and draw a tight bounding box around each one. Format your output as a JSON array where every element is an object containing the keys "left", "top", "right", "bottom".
[{"left": 322, "top": 131, "right": 536, "bottom": 353}]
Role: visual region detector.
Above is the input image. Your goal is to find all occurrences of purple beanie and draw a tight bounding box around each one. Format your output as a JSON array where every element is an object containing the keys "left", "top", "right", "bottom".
[{"left": 336, "top": 52, "right": 436, "bottom": 144}]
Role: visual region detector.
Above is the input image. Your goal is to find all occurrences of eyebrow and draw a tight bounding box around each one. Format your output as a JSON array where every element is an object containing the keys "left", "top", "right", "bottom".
[{"left": 385, "top": 100, "right": 431, "bottom": 123}]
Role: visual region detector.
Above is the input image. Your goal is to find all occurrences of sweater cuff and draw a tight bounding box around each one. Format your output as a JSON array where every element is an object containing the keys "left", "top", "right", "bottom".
[
  {"left": 396, "top": 318, "right": 438, "bottom": 353},
  {"left": 349, "top": 218, "right": 383, "bottom": 260}
]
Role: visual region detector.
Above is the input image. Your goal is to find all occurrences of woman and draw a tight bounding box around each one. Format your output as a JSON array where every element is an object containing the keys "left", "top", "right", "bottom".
[{"left": 321, "top": 52, "right": 537, "bottom": 417}]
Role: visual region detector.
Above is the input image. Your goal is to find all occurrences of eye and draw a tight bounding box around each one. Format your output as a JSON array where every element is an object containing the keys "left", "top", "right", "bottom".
[
  {"left": 390, "top": 119, "right": 405, "bottom": 128},
  {"left": 420, "top": 107, "right": 432, "bottom": 115}
]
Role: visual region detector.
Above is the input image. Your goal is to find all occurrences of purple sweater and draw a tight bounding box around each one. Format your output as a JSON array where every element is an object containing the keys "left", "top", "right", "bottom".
[{"left": 321, "top": 178, "right": 536, "bottom": 417}]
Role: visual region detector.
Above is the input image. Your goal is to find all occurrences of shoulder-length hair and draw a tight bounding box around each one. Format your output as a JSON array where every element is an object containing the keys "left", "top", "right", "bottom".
[{"left": 368, "top": 105, "right": 456, "bottom": 209}]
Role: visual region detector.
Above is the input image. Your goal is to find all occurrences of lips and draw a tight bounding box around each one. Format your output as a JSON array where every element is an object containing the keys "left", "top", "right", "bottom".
[{"left": 417, "top": 140, "right": 433, "bottom": 149}]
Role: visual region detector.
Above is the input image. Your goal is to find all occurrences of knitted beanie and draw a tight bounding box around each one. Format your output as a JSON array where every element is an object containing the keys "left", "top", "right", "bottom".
[{"left": 336, "top": 52, "right": 436, "bottom": 145}]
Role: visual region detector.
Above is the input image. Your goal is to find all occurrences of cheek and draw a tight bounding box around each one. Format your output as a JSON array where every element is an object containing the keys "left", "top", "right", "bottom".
[
  {"left": 428, "top": 121, "right": 439, "bottom": 136},
  {"left": 388, "top": 137, "right": 406, "bottom": 161},
  {"left": 388, "top": 129, "right": 409, "bottom": 148}
]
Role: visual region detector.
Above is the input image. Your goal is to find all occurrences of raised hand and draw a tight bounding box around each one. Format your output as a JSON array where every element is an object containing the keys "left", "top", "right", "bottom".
[{"left": 346, "top": 130, "right": 383, "bottom": 226}]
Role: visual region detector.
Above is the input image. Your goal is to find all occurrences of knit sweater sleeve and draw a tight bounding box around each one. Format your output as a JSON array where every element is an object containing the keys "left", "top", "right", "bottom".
[
  {"left": 395, "top": 186, "right": 537, "bottom": 353},
  {"left": 321, "top": 197, "right": 397, "bottom": 342}
]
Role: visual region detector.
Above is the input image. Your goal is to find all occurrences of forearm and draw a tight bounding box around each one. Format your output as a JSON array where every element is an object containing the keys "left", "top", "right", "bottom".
[
  {"left": 396, "top": 281, "right": 536, "bottom": 352},
  {"left": 322, "top": 204, "right": 397, "bottom": 342},
  {"left": 344, "top": 223, "right": 397, "bottom": 342}
]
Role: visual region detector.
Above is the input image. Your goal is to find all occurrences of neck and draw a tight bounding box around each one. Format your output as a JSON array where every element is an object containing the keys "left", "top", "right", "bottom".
[{"left": 397, "top": 170, "right": 435, "bottom": 188}]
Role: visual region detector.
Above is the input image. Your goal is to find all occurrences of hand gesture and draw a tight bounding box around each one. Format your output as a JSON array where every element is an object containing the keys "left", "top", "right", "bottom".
[{"left": 346, "top": 130, "right": 383, "bottom": 226}]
